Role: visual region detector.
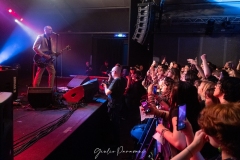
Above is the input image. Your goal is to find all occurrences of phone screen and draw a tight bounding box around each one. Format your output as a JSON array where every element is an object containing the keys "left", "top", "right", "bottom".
[
  {"left": 177, "top": 104, "right": 186, "bottom": 131},
  {"left": 141, "top": 100, "right": 150, "bottom": 113},
  {"left": 153, "top": 86, "right": 157, "bottom": 95}
]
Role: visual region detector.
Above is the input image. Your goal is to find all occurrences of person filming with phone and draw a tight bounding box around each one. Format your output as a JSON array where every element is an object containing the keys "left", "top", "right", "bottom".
[
  {"left": 172, "top": 103, "right": 240, "bottom": 160},
  {"left": 144, "top": 80, "right": 201, "bottom": 158},
  {"left": 102, "top": 65, "right": 125, "bottom": 147}
]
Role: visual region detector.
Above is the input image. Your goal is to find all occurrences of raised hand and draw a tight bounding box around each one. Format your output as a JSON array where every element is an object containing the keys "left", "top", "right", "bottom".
[
  {"left": 187, "top": 58, "right": 197, "bottom": 65},
  {"left": 190, "top": 130, "right": 209, "bottom": 152},
  {"left": 200, "top": 54, "right": 207, "bottom": 61}
]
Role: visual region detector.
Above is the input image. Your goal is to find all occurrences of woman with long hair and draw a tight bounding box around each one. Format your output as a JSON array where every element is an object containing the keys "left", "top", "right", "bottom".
[{"left": 147, "top": 80, "right": 201, "bottom": 157}]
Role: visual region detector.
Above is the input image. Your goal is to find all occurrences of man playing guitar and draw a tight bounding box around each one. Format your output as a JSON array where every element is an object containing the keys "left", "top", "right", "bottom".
[{"left": 33, "top": 26, "right": 56, "bottom": 88}]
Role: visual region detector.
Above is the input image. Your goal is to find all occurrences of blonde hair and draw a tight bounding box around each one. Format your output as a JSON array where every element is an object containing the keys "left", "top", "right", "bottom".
[{"left": 198, "top": 80, "right": 215, "bottom": 100}]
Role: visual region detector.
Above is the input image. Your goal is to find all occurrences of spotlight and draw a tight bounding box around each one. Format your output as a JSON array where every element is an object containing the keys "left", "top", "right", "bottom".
[
  {"left": 20, "top": 18, "right": 23, "bottom": 21},
  {"left": 14, "top": 19, "right": 18, "bottom": 22},
  {"left": 8, "top": 9, "right": 12, "bottom": 13},
  {"left": 114, "top": 33, "right": 127, "bottom": 38}
]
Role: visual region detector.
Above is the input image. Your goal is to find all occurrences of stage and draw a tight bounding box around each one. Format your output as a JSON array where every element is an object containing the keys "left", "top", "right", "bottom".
[
  {"left": 13, "top": 96, "right": 110, "bottom": 160},
  {"left": 10, "top": 75, "right": 138, "bottom": 160}
]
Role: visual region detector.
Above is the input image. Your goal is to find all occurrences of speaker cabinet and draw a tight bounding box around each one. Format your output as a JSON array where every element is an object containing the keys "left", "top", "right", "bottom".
[
  {"left": 0, "top": 92, "right": 13, "bottom": 160},
  {"left": 67, "top": 75, "right": 90, "bottom": 89},
  {"left": 132, "top": 2, "right": 156, "bottom": 45},
  {"left": 63, "top": 78, "right": 99, "bottom": 103},
  {"left": 0, "top": 70, "right": 18, "bottom": 100},
  {"left": 27, "top": 87, "right": 53, "bottom": 108}
]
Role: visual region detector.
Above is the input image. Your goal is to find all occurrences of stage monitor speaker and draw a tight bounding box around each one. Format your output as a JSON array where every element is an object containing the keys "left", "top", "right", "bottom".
[
  {"left": 27, "top": 87, "right": 53, "bottom": 108},
  {"left": 82, "top": 78, "right": 99, "bottom": 102},
  {"left": 0, "top": 69, "right": 18, "bottom": 100},
  {"left": 0, "top": 92, "right": 13, "bottom": 160},
  {"left": 63, "top": 78, "right": 99, "bottom": 103},
  {"left": 67, "top": 75, "right": 90, "bottom": 89}
]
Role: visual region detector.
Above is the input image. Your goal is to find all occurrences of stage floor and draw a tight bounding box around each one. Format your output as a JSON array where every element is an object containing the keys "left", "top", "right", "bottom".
[{"left": 12, "top": 75, "right": 140, "bottom": 160}]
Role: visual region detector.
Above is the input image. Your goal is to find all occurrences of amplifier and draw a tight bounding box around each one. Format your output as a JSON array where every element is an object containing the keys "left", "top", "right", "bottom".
[
  {"left": 27, "top": 87, "right": 53, "bottom": 108},
  {"left": 0, "top": 69, "right": 18, "bottom": 100}
]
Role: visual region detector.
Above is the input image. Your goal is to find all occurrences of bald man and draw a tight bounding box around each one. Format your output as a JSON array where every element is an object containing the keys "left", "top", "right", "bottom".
[
  {"left": 33, "top": 26, "right": 56, "bottom": 88},
  {"left": 102, "top": 65, "right": 125, "bottom": 146}
]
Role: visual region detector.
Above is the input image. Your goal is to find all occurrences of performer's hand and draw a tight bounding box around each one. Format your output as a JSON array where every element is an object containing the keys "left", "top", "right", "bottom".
[
  {"left": 55, "top": 52, "right": 61, "bottom": 57},
  {"left": 45, "top": 55, "right": 51, "bottom": 60}
]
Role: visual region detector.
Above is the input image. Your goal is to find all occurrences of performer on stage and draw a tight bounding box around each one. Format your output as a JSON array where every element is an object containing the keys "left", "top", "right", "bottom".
[{"left": 33, "top": 26, "right": 56, "bottom": 88}]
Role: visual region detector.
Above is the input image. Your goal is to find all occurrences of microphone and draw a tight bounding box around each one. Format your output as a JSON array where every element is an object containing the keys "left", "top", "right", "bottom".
[{"left": 52, "top": 32, "right": 59, "bottom": 35}]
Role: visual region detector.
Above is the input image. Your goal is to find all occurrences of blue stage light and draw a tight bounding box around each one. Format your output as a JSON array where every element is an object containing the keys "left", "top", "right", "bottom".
[
  {"left": 0, "top": 27, "right": 32, "bottom": 64},
  {"left": 114, "top": 33, "right": 127, "bottom": 38}
]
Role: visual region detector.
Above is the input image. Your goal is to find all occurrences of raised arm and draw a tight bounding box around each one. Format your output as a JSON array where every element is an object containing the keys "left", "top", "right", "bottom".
[
  {"left": 156, "top": 117, "right": 187, "bottom": 150},
  {"left": 187, "top": 58, "right": 206, "bottom": 79},
  {"left": 200, "top": 54, "right": 211, "bottom": 78},
  {"left": 237, "top": 60, "right": 240, "bottom": 71},
  {"left": 171, "top": 130, "right": 206, "bottom": 160}
]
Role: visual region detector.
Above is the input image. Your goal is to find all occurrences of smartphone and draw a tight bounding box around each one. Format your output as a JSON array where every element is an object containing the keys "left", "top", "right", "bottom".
[
  {"left": 153, "top": 86, "right": 157, "bottom": 95},
  {"left": 177, "top": 104, "right": 187, "bottom": 131},
  {"left": 141, "top": 100, "right": 150, "bottom": 113}
]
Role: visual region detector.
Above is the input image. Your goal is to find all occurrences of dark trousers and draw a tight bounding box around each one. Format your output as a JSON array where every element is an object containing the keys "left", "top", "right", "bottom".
[{"left": 108, "top": 104, "right": 121, "bottom": 146}]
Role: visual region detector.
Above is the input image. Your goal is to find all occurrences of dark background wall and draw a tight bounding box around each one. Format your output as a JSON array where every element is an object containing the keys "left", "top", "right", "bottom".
[{"left": 153, "top": 34, "right": 240, "bottom": 68}]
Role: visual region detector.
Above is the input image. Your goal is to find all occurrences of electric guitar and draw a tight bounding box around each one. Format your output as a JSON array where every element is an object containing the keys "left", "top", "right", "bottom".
[{"left": 33, "top": 45, "right": 71, "bottom": 68}]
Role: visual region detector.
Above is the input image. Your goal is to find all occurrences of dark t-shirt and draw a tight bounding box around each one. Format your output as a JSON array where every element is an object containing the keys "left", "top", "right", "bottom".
[{"left": 108, "top": 77, "right": 124, "bottom": 105}]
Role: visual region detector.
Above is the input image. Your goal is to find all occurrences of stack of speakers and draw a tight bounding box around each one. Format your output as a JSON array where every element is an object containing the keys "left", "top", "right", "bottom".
[{"left": 132, "top": 2, "right": 156, "bottom": 45}]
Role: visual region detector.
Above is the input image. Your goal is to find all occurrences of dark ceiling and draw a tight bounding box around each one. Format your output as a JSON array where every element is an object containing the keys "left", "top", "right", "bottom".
[
  {"left": 0, "top": 0, "right": 130, "bottom": 33},
  {"left": 1, "top": 0, "right": 240, "bottom": 33}
]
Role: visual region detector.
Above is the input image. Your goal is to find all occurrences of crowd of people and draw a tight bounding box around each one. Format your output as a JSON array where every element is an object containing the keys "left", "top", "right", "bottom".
[
  {"left": 33, "top": 26, "right": 240, "bottom": 159},
  {"left": 101, "top": 54, "right": 240, "bottom": 159},
  {"left": 136, "top": 54, "right": 240, "bottom": 160}
]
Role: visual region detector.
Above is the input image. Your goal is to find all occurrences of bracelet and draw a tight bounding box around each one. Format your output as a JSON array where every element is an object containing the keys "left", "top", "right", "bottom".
[
  {"left": 161, "top": 128, "right": 169, "bottom": 137},
  {"left": 186, "top": 147, "right": 193, "bottom": 157}
]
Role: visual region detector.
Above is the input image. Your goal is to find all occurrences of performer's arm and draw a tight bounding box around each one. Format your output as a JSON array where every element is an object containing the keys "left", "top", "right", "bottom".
[{"left": 33, "top": 35, "right": 50, "bottom": 59}]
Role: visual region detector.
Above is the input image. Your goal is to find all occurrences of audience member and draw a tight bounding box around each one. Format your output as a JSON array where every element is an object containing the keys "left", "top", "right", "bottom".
[
  {"left": 205, "top": 88, "right": 220, "bottom": 106},
  {"left": 146, "top": 81, "right": 201, "bottom": 157},
  {"left": 172, "top": 103, "right": 240, "bottom": 160},
  {"left": 102, "top": 65, "right": 125, "bottom": 146},
  {"left": 85, "top": 61, "right": 93, "bottom": 76},
  {"left": 100, "top": 60, "right": 110, "bottom": 77},
  {"left": 214, "top": 77, "right": 240, "bottom": 104}
]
